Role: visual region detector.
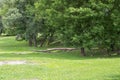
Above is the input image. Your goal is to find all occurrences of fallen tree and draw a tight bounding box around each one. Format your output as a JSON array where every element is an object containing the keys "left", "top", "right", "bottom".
[{"left": 35, "top": 48, "right": 77, "bottom": 53}]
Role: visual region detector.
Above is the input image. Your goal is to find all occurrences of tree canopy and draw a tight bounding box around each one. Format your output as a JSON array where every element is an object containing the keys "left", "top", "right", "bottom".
[{"left": 0, "top": 0, "right": 120, "bottom": 56}]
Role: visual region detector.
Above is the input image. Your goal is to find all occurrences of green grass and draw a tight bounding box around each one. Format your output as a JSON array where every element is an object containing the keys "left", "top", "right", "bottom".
[{"left": 0, "top": 36, "right": 120, "bottom": 80}]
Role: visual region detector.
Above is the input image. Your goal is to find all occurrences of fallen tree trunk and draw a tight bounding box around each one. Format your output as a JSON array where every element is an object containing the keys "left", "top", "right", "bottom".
[{"left": 35, "top": 48, "right": 77, "bottom": 53}]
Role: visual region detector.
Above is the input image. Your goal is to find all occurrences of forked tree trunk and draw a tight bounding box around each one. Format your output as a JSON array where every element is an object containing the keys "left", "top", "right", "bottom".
[
  {"left": 81, "top": 47, "right": 86, "bottom": 56},
  {"left": 40, "top": 35, "right": 48, "bottom": 47},
  {"left": 48, "top": 32, "right": 54, "bottom": 45}
]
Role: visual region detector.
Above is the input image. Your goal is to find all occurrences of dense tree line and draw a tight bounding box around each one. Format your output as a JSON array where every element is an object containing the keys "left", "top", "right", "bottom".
[{"left": 0, "top": 0, "right": 120, "bottom": 56}]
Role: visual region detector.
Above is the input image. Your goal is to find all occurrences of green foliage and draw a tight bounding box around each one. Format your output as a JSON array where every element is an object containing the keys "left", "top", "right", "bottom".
[
  {"left": 0, "top": 0, "right": 120, "bottom": 55},
  {"left": 2, "top": 8, "right": 22, "bottom": 27}
]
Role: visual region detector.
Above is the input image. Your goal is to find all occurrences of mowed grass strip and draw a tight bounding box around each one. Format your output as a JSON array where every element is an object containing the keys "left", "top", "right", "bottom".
[{"left": 0, "top": 36, "right": 120, "bottom": 80}]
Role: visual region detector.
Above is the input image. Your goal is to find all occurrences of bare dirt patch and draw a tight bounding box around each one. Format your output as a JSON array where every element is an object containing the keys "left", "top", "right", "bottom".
[{"left": 0, "top": 60, "right": 29, "bottom": 66}]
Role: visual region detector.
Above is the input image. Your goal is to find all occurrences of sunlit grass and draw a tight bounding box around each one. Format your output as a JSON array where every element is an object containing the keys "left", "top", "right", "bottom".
[
  {"left": 0, "top": 36, "right": 41, "bottom": 53},
  {"left": 0, "top": 36, "right": 120, "bottom": 80}
]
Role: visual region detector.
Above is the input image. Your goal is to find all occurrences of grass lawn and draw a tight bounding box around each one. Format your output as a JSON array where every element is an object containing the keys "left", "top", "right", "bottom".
[{"left": 0, "top": 36, "right": 120, "bottom": 80}]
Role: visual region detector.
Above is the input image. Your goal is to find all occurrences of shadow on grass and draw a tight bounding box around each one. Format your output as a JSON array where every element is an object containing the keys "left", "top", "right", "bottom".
[
  {"left": 0, "top": 51, "right": 119, "bottom": 60},
  {"left": 105, "top": 75, "right": 120, "bottom": 80}
]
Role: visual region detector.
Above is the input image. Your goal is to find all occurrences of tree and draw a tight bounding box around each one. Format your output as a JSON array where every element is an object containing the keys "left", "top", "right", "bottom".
[
  {"left": 0, "top": 0, "right": 119, "bottom": 56},
  {"left": 0, "top": 16, "right": 3, "bottom": 34}
]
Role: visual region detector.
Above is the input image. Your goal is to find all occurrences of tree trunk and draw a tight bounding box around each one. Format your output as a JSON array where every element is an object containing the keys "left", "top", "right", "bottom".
[
  {"left": 40, "top": 35, "right": 48, "bottom": 47},
  {"left": 110, "top": 42, "right": 115, "bottom": 51},
  {"left": 33, "top": 35, "right": 37, "bottom": 47},
  {"left": 117, "top": 50, "right": 120, "bottom": 55},
  {"left": 117, "top": 52, "right": 120, "bottom": 55},
  {"left": 80, "top": 47, "right": 86, "bottom": 56},
  {"left": 29, "top": 38, "right": 33, "bottom": 46},
  {"left": 48, "top": 32, "right": 54, "bottom": 45},
  {"left": 107, "top": 49, "right": 111, "bottom": 56}
]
